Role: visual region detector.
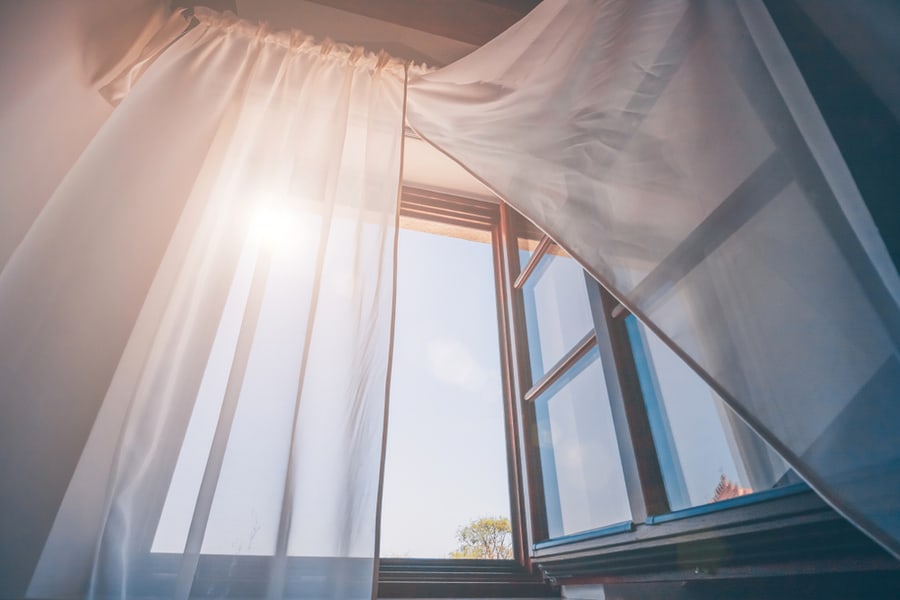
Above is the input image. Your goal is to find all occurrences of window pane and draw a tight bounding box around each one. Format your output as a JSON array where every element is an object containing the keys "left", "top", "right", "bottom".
[
  {"left": 379, "top": 227, "right": 511, "bottom": 559},
  {"left": 151, "top": 242, "right": 259, "bottom": 554},
  {"left": 535, "top": 347, "right": 632, "bottom": 538},
  {"left": 152, "top": 219, "right": 323, "bottom": 556},
  {"left": 522, "top": 246, "right": 595, "bottom": 380},
  {"left": 201, "top": 237, "right": 320, "bottom": 555},
  {"left": 626, "top": 316, "right": 795, "bottom": 513}
]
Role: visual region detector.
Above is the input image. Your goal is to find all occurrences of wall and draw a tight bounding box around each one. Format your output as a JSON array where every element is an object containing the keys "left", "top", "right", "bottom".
[{"left": 0, "top": 1, "right": 163, "bottom": 596}]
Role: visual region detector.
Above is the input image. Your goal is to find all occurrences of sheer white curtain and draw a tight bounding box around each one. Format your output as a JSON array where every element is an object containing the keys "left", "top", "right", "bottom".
[
  {"left": 22, "top": 8, "right": 406, "bottom": 598},
  {"left": 407, "top": 0, "right": 900, "bottom": 557}
]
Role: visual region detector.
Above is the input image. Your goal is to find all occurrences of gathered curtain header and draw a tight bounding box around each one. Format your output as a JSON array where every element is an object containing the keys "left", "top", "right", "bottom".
[{"left": 100, "top": 6, "right": 432, "bottom": 106}]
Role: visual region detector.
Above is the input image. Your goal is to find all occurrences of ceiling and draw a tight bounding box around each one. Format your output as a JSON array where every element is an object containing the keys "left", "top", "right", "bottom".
[
  {"left": 281, "top": 0, "right": 539, "bottom": 47},
  {"left": 199, "top": 0, "right": 539, "bottom": 60},
  {"left": 234, "top": 0, "right": 478, "bottom": 65}
]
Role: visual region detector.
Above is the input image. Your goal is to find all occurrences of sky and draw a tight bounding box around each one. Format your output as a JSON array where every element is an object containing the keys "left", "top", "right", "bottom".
[{"left": 378, "top": 227, "right": 511, "bottom": 558}]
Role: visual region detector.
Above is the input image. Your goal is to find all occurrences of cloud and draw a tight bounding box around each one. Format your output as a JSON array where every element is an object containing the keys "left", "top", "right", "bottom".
[{"left": 425, "top": 338, "right": 489, "bottom": 392}]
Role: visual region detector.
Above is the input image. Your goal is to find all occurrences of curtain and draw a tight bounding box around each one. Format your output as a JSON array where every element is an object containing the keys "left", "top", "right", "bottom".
[
  {"left": 407, "top": 0, "right": 900, "bottom": 558},
  {"left": 22, "top": 8, "right": 406, "bottom": 598}
]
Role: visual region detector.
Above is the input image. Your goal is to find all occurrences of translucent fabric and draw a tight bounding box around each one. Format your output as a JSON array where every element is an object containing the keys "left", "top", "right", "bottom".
[
  {"left": 407, "top": 0, "right": 900, "bottom": 558},
  {"left": 23, "top": 8, "right": 406, "bottom": 598}
]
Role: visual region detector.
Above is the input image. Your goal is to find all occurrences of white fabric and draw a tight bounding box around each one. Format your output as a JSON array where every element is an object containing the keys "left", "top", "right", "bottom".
[
  {"left": 23, "top": 8, "right": 406, "bottom": 598},
  {"left": 407, "top": 0, "right": 900, "bottom": 557}
]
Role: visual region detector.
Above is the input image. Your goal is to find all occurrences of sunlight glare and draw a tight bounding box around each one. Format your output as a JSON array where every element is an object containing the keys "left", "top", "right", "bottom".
[{"left": 250, "top": 200, "right": 321, "bottom": 254}]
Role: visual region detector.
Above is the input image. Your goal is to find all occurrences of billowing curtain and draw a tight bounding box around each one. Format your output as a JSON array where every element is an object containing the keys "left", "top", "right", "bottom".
[
  {"left": 407, "top": 0, "right": 900, "bottom": 558},
  {"left": 21, "top": 8, "right": 406, "bottom": 598}
]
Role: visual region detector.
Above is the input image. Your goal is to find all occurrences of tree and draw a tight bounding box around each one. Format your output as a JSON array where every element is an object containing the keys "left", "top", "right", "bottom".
[{"left": 449, "top": 516, "right": 513, "bottom": 559}]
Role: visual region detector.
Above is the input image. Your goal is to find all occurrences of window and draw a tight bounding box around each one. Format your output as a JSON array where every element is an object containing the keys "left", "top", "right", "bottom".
[
  {"left": 519, "top": 244, "right": 595, "bottom": 381},
  {"left": 534, "top": 347, "right": 631, "bottom": 538},
  {"left": 626, "top": 314, "right": 796, "bottom": 513},
  {"left": 488, "top": 206, "right": 888, "bottom": 592},
  {"left": 506, "top": 209, "right": 803, "bottom": 545},
  {"left": 513, "top": 230, "right": 631, "bottom": 539},
  {"left": 379, "top": 195, "right": 512, "bottom": 559}
]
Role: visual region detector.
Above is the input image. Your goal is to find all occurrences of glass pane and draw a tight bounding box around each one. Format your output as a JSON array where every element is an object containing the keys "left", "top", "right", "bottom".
[
  {"left": 535, "top": 347, "right": 632, "bottom": 538},
  {"left": 152, "top": 217, "right": 324, "bottom": 556},
  {"left": 626, "top": 316, "right": 795, "bottom": 513},
  {"left": 379, "top": 227, "right": 511, "bottom": 559},
  {"left": 151, "top": 243, "right": 259, "bottom": 554},
  {"left": 522, "top": 246, "right": 595, "bottom": 380},
  {"left": 201, "top": 236, "right": 321, "bottom": 555}
]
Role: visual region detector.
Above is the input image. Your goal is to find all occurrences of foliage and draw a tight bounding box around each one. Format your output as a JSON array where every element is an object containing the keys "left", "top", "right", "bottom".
[{"left": 449, "top": 516, "right": 513, "bottom": 559}]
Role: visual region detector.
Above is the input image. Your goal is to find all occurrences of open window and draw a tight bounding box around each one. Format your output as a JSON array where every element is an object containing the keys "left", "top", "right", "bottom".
[
  {"left": 379, "top": 190, "right": 512, "bottom": 560},
  {"left": 506, "top": 205, "right": 805, "bottom": 534},
  {"left": 500, "top": 207, "right": 891, "bottom": 589}
]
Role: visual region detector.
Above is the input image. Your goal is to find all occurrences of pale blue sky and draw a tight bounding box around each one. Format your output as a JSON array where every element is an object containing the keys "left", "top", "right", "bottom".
[{"left": 379, "top": 227, "right": 511, "bottom": 558}]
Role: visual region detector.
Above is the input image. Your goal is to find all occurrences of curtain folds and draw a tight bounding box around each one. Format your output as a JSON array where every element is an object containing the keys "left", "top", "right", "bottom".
[
  {"left": 406, "top": 0, "right": 900, "bottom": 558},
  {"left": 24, "top": 8, "right": 407, "bottom": 598}
]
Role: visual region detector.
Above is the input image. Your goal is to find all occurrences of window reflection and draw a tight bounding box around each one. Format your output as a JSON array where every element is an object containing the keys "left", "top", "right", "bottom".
[
  {"left": 521, "top": 246, "right": 595, "bottom": 381},
  {"left": 626, "top": 315, "right": 795, "bottom": 513},
  {"left": 535, "top": 347, "right": 632, "bottom": 538}
]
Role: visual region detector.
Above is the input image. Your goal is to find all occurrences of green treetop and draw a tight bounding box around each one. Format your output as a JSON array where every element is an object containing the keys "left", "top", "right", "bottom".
[{"left": 449, "top": 516, "right": 513, "bottom": 559}]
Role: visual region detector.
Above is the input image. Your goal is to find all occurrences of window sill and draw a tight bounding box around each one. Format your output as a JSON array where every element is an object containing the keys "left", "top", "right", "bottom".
[
  {"left": 645, "top": 483, "right": 809, "bottom": 525},
  {"left": 533, "top": 521, "right": 634, "bottom": 552},
  {"left": 531, "top": 488, "right": 898, "bottom": 585},
  {"left": 377, "top": 558, "right": 557, "bottom": 598},
  {"left": 122, "top": 555, "right": 559, "bottom": 598}
]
